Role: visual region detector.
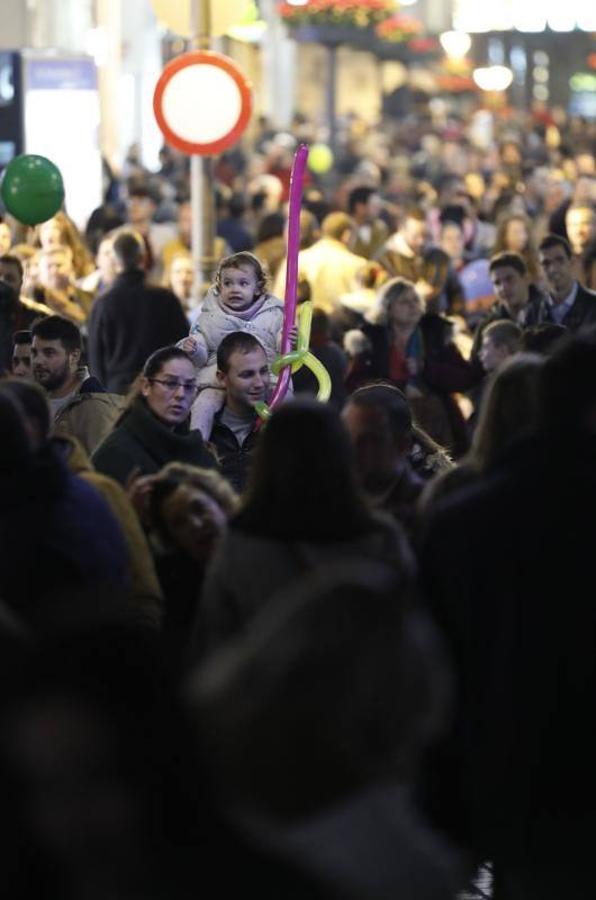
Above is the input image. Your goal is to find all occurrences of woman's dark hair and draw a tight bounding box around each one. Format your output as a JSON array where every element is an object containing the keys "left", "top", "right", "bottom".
[
  {"left": 0, "top": 391, "right": 32, "bottom": 468},
  {"left": 0, "top": 379, "right": 51, "bottom": 445},
  {"left": 142, "top": 346, "right": 193, "bottom": 379},
  {"left": 537, "top": 326, "right": 596, "bottom": 436},
  {"left": 115, "top": 347, "right": 194, "bottom": 423},
  {"left": 256, "top": 212, "right": 285, "bottom": 244},
  {"left": 235, "top": 399, "right": 373, "bottom": 541}
]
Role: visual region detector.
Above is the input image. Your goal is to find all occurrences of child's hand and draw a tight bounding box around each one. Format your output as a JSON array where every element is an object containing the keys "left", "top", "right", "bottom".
[
  {"left": 181, "top": 336, "right": 198, "bottom": 354},
  {"left": 289, "top": 325, "right": 299, "bottom": 348}
]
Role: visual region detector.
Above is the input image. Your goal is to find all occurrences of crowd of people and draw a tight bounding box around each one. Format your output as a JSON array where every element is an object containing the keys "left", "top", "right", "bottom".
[{"left": 1, "top": 101, "right": 596, "bottom": 899}]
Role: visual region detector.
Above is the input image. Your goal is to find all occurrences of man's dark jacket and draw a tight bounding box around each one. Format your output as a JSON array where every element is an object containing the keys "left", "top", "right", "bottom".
[
  {"left": 209, "top": 413, "right": 259, "bottom": 495},
  {"left": 88, "top": 269, "right": 188, "bottom": 394}
]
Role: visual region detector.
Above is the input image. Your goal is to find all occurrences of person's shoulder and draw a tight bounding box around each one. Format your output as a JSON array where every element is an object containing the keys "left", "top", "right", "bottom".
[
  {"left": 261, "top": 292, "right": 285, "bottom": 311},
  {"left": 576, "top": 283, "right": 596, "bottom": 303},
  {"left": 92, "top": 421, "right": 128, "bottom": 453},
  {"left": 61, "top": 465, "right": 113, "bottom": 512},
  {"left": 79, "top": 374, "right": 106, "bottom": 394},
  {"left": 144, "top": 283, "right": 183, "bottom": 304},
  {"left": 420, "top": 312, "right": 453, "bottom": 342}
]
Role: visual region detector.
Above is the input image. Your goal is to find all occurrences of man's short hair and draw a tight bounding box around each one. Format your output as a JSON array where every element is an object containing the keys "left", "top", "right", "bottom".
[
  {"left": 347, "top": 186, "right": 377, "bottom": 214},
  {"left": 113, "top": 231, "right": 145, "bottom": 270},
  {"left": 347, "top": 383, "right": 412, "bottom": 441},
  {"left": 401, "top": 207, "right": 426, "bottom": 225},
  {"left": 538, "top": 234, "right": 572, "bottom": 259},
  {"left": 489, "top": 251, "right": 528, "bottom": 277},
  {"left": 519, "top": 324, "right": 567, "bottom": 356},
  {"left": 483, "top": 320, "right": 522, "bottom": 352},
  {"left": 217, "top": 332, "right": 266, "bottom": 374},
  {"left": 31, "top": 315, "right": 82, "bottom": 354},
  {"left": 12, "top": 329, "right": 31, "bottom": 347},
  {"left": 127, "top": 182, "right": 159, "bottom": 204},
  {"left": 0, "top": 254, "right": 23, "bottom": 281},
  {"left": 321, "top": 212, "right": 353, "bottom": 241}
]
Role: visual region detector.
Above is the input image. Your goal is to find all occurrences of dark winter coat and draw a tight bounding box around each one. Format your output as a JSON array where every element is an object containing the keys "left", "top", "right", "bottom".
[
  {"left": 209, "top": 412, "right": 260, "bottom": 495},
  {"left": 0, "top": 444, "right": 129, "bottom": 624},
  {"left": 420, "top": 433, "right": 596, "bottom": 869},
  {"left": 87, "top": 268, "right": 189, "bottom": 393},
  {"left": 92, "top": 396, "right": 217, "bottom": 485}
]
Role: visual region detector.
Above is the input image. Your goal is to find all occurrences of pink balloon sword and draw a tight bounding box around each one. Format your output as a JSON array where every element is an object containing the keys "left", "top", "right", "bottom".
[{"left": 264, "top": 142, "right": 309, "bottom": 412}]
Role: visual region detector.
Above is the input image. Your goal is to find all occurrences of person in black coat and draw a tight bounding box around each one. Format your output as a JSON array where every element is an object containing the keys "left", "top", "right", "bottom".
[
  {"left": 419, "top": 327, "right": 596, "bottom": 898},
  {"left": 87, "top": 231, "right": 188, "bottom": 394},
  {"left": 0, "top": 387, "right": 130, "bottom": 630},
  {"left": 93, "top": 347, "right": 217, "bottom": 485}
]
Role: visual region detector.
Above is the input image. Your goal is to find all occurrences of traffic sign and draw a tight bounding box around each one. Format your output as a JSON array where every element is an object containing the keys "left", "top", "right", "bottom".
[{"left": 153, "top": 50, "right": 252, "bottom": 156}]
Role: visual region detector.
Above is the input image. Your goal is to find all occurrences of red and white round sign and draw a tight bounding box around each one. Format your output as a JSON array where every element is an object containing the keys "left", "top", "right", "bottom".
[{"left": 153, "top": 51, "right": 252, "bottom": 156}]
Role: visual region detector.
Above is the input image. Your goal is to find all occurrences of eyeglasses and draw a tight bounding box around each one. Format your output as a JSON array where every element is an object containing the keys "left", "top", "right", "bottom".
[{"left": 148, "top": 378, "right": 199, "bottom": 395}]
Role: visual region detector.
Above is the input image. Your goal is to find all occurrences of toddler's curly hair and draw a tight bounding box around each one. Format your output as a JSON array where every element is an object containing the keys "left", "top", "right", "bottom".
[{"left": 213, "top": 252, "right": 268, "bottom": 298}]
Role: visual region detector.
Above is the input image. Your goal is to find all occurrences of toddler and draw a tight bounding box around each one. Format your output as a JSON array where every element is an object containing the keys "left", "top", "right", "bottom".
[{"left": 180, "top": 252, "right": 285, "bottom": 437}]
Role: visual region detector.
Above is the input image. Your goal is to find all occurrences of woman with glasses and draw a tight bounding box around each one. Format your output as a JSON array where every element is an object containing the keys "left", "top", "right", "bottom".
[{"left": 92, "top": 347, "right": 217, "bottom": 485}]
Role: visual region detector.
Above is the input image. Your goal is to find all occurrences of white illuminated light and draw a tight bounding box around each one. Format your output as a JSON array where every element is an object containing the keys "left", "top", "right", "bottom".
[
  {"left": 547, "top": 10, "right": 575, "bottom": 30},
  {"left": 84, "top": 27, "right": 108, "bottom": 67},
  {"left": 162, "top": 65, "right": 242, "bottom": 144},
  {"left": 227, "top": 21, "right": 267, "bottom": 42},
  {"left": 577, "top": 9, "right": 596, "bottom": 30},
  {"left": 286, "top": 0, "right": 308, "bottom": 5},
  {"left": 440, "top": 31, "right": 472, "bottom": 59},
  {"left": 399, "top": 0, "right": 418, "bottom": 6},
  {"left": 473, "top": 65, "right": 514, "bottom": 91},
  {"left": 513, "top": 8, "right": 547, "bottom": 31}
]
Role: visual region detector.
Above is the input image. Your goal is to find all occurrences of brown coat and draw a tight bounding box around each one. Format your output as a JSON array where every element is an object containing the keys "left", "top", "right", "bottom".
[
  {"left": 55, "top": 435, "right": 163, "bottom": 627},
  {"left": 52, "top": 375, "right": 126, "bottom": 457}
]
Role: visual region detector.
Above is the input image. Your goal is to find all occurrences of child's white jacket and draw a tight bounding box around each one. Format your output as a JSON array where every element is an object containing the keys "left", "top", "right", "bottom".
[{"left": 181, "top": 289, "right": 285, "bottom": 389}]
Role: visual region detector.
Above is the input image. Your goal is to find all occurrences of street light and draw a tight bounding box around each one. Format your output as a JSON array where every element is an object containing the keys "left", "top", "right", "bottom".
[
  {"left": 473, "top": 65, "right": 513, "bottom": 91},
  {"left": 439, "top": 30, "right": 471, "bottom": 59}
]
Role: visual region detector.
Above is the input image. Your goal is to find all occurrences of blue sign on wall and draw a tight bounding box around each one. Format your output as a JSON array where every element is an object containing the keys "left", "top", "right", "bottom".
[{"left": 27, "top": 58, "right": 97, "bottom": 91}]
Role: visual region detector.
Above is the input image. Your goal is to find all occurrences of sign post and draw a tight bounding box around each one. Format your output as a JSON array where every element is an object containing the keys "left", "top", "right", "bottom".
[{"left": 153, "top": 0, "right": 252, "bottom": 292}]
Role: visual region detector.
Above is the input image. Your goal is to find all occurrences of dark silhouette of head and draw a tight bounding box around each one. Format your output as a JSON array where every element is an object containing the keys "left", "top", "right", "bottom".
[
  {"left": 191, "top": 560, "right": 445, "bottom": 820},
  {"left": 537, "top": 326, "right": 596, "bottom": 438},
  {"left": 236, "top": 399, "right": 371, "bottom": 541}
]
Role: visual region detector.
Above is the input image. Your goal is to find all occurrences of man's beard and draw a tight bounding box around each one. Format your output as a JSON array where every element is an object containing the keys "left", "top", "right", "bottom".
[{"left": 34, "top": 361, "right": 70, "bottom": 393}]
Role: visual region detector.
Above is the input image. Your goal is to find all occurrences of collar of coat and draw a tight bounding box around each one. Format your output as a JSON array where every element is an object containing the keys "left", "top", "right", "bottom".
[{"left": 121, "top": 397, "right": 207, "bottom": 464}]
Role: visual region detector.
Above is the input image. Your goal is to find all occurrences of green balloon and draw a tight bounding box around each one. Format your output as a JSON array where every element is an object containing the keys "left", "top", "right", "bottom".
[
  {"left": 1, "top": 154, "right": 64, "bottom": 226},
  {"left": 307, "top": 143, "right": 334, "bottom": 175}
]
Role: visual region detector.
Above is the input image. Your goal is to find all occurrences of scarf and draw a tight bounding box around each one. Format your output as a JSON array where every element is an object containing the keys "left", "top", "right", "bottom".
[{"left": 219, "top": 293, "right": 268, "bottom": 322}]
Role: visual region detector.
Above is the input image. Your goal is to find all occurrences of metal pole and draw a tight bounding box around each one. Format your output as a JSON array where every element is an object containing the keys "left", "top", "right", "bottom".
[
  {"left": 190, "top": 0, "right": 215, "bottom": 296},
  {"left": 326, "top": 43, "right": 338, "bottom": 159}
]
